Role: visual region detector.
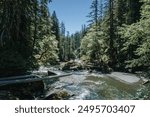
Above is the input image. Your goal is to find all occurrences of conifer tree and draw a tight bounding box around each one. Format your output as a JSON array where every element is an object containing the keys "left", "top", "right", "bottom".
[{"left": 51, "top": 11, "right": 61, "bottom": 60}]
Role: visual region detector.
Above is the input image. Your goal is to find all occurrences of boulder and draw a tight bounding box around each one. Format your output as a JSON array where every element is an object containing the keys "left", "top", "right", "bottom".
[
  {"left": 44, "top": 90, "right": 71, "bottom": 100},
  {"left": 61, "top": 61, "right": 83, "bottom": 71}
]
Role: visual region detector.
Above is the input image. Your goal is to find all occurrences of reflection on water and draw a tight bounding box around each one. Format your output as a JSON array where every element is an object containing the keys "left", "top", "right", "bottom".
[{"left": 44, "top": 71, "right": 150, "bottom": 100}]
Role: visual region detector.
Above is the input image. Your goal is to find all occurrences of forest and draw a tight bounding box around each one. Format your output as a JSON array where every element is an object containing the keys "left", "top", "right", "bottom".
[
  {"left": 0, "top": 0, "right": 150, "bottom": 100},
  {"left": 0, "top": 0, "right": 149, "bottom": 77}
]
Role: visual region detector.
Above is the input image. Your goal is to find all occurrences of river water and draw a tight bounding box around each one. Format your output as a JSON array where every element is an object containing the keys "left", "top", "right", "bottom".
[{"left": 43, "top": 71, "right": 150, "bottom": 100}]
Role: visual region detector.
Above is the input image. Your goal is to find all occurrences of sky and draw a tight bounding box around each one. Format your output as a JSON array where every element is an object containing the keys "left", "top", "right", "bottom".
[{"left": 49, "top": 0, "right": 91, "bottom": 34}]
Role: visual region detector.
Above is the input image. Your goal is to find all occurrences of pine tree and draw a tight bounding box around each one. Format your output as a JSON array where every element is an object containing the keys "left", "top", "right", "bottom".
[
  {"left": 87, "top": 0, "right": 99, "bottom": 30},
  {"left": 107, "top": 0, "right": 116, "bottom": 68},
  {"left": 86, "top": 0, "right": 101, "bottom": 61},
  {"left": 59, "top": 22, "right": 66, "bottom": 61},
  {"left": 112, "top": 0, "right": 127, "bottom": 70},
  {"left": 51, "top": 11, "right": 61, "bottom": 61},
  {"left": 81, "top": 0, "right": 109, "bottom": 70}
]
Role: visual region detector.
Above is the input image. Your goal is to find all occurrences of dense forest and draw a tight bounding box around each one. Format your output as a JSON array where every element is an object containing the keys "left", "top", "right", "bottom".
[{"left": 0, "top": 0, "right": 150, "bottom": 78}]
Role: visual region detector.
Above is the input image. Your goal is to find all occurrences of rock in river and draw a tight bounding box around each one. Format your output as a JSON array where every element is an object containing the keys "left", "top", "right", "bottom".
[{"left": 44, "top": 90, "right": 72, "bottom": 100}]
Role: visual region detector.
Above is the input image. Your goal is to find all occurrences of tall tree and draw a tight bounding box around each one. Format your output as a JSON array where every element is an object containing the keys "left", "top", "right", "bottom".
[
  {"left": 87, "top": 0, "right": 99, "bottom": 30},
  {"left": 119, "top": 0, "right": 150, "bottom": 74},
  {"left": 107, "top": 0, "right": 116, "bottom": 68},
  {"left": 81, "top": 0, "right": 109, "bottom": 70},
  {"left": 99, "top": 0, "right": 104, "bottom": 20},
  {"left": 86, "top": 0, "right": 101, "bottom": 61},
  {"left": 34, "top": 2, "right": 58, "bottom": 65},
  {"left": 112, "top": 0, "right": 127, "bottom": 70},
  {"left": 51, "top": 11, "right": 61, "bottom": 60},
  {"left": 59, "top": 22, "right": 66, "bottom": 61}
]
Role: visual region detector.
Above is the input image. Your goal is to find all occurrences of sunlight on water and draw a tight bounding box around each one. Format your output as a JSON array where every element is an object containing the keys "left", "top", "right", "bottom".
[{"left": 44, "top": 71, "right": 150, "bottom": 100}]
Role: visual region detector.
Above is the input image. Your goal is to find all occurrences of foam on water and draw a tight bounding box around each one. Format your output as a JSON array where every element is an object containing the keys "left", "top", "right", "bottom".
[{"left": 74, "top": 88, "right": 91, "bottom": 100}]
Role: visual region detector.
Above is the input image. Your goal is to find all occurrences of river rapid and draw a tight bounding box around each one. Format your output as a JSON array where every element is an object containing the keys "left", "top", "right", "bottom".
[{"left": 43, "top": 70, "right": 150, "bottom": 100}]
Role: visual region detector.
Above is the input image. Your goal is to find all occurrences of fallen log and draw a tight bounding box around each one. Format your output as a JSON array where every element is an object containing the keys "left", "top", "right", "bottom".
[{"left": 0, "top": 73, "right": 72, "bottom": 86}]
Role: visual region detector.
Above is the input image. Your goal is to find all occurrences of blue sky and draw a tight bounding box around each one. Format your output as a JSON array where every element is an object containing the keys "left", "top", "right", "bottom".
[{"left": 49, "top": 0, "right": 91, "bottom": 34}]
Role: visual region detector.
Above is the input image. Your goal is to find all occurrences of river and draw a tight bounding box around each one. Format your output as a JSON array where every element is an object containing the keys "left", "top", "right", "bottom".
[{"left": 43, "top": 70, "right": 150, "bottom": 100}]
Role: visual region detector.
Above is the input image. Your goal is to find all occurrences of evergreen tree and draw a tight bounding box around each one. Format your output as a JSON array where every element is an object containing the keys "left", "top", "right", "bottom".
[
  {"left": 0, "top": 0, "right": 58, "bottom": 76},
  {"left": 34, "top": 4, "right": 58, "bottom": 65},
  {"left": 119, "top": 0, "right": 150, "bottom": 74},
  {"left": 51, "top": 11, "right": 61, "bottom": 61},
  {"left": 107, "top": 0, "right": 117, "bottom": 68},
  {"left": 0, "top": 0, "right": 39, "bottom": 76},
  {"left": 87, "top": 0, "right": 100, "bottom": 31},
  {"left": 113, "top": 0, "right": 127, "bottom": 70},
  {"left": 81, "top": 0, "right": 109, "bottom": 71},
  {"left": 85, "top": 0, "right": 102, "bottom": 62},
  {"left": 59, "top": 22, "right": 66, "bottom": 61}
]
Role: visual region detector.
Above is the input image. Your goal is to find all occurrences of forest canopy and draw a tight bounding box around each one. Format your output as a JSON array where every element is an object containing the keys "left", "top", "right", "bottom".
[{"left": 0, "top": 0, "right": 149, "bottom": 77}]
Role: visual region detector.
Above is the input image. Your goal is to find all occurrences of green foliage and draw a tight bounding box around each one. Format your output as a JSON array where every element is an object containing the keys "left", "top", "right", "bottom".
[
  {"left": 33, "top": 9, "right": 59, "bottom": 65},
  {"left": 119, "top": 0, "right": 150, "bottom": 73},
  {"left": 81, "top": 24, "right": 109, "bottom": 64},
  {"left": 51, "top": 11, "right": 61, "bottom": 61},
  {"left": 80, "top": 0, "right": 146, "bottom": 72},
  {"left": 35, "top": 34, "right": 58, "bottom": 65},
  {"left": 0, "top": 0, "right": 149, "bottom": 77},
  {"left": 0, "top": 0, "right": 58, "bottom": 76},
  {"left": 0, "top": 49, "right": 26, "bottom": 70},
  {"left": 87, "top": 0, "right": 99, "bottom": 25},
  {"left": 0, "top": 0, "right": 37, "bottom": 75},
  {"left": 126, "top": 0, "right": 141, "bottom": 24}
]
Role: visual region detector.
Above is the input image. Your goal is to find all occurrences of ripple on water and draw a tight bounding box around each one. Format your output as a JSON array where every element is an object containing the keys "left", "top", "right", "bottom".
[{"left": 44, "top": 70, "right": 150, "bottom": 100}]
